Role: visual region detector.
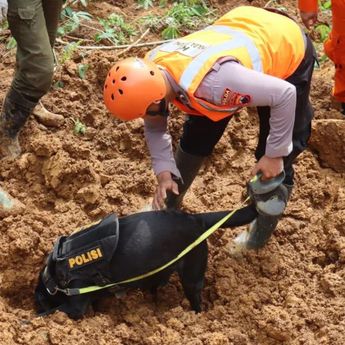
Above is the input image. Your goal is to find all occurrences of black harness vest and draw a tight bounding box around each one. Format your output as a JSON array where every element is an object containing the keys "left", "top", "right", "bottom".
[{"left": 43, "top": 214, "right": 119, "bottom": 294}]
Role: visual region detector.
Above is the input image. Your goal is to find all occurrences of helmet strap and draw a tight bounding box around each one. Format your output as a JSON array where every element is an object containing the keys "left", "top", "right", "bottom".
[{"left": 147, "top": 98, "right": 170, "bottom": 117}]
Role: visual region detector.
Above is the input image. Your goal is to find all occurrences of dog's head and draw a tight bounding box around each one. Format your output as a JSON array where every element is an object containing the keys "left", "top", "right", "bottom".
[
  {"left": 35, "top": 269, "right": 66, "bottom": 316},
  {"left": 35, "top": 256, "right": 91, "bottom": 319},
  {"left": 35, "top": 256, "right": 69, "bottom": 316}
]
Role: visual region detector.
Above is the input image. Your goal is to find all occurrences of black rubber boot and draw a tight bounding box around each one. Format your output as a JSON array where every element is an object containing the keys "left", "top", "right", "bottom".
[
  {"left": 284, "top": 183, "right": 293, "bottom": 200},
  {"left": 244, "top": 183, "right": 292, "bottom": 250},
  {"left": 245, "top": 214, "right": 279, "bottom": 249},
  {"left": 0, "top": 88, "right": 37, "bottom": 158},
  {"left": 165, "top": 145, "right": 206, "bottom": 209}
]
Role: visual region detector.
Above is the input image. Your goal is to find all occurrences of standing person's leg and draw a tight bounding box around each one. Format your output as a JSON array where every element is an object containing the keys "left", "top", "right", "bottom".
[
  {"left": 244, "top": 34, "right": 316, "bottom": 250},
  {"left": 165, "top": 115, "right": 231, "bottom": 209},
  {"left": 324, "top": 0, "right": 345, "bottom": 113},
  {"left": 42, "top": 0, "right": 63, "bottom": 48},
  {"left": 0, "top": 0, "right": 62, "bottom": 158}
]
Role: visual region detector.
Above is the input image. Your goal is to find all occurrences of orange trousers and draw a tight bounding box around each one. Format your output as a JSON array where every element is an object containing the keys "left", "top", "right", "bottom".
[{"left": 324, "top": 0, "right": 345, "bottom": 102}]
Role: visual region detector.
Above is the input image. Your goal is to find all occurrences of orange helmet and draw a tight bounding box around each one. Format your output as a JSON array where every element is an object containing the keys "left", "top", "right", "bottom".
[{"left": 103, "top": 57, "right": 167, "bottom": 121}]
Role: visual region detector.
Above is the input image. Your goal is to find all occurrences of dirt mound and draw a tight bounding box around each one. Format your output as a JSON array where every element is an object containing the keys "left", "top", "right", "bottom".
[
  {"left": 1, "top": 1, "right": 345, "bottom": 344},
  {"left": 309, "top": 119, "right": 345, "bottom": 172}
]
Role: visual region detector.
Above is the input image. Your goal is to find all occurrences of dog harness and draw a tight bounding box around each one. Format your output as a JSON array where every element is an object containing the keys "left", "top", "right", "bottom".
[
  {"left": 42, "top": 198, "right": 250, "bottom": 296},
  {"left": 43, "top": 213, "right": 119, "bottom": 295}
]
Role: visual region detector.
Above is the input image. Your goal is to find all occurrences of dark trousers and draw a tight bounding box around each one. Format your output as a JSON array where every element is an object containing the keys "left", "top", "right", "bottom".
[
  {"left": 7, "top": 0, "right": 63, "bottom": 101},
  {"left": 180, "top": 35, "right": 316, "bottom": 186}
]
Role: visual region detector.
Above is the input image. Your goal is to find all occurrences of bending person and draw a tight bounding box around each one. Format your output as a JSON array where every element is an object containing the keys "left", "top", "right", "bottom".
[{"left": 103, "top": 6, "right": 316, "bottom": 250}]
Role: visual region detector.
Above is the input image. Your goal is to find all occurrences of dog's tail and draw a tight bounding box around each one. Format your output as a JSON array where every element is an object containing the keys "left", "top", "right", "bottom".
[{"left": 194, "top": 204, "right": 257, "bottom": 230}]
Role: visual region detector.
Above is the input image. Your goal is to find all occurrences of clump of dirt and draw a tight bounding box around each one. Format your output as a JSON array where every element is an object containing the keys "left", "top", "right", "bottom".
[
  {"left": 309, "top": 119, "right": 345, "bottom": 172},
  {"left": 0, "top": 1, "right": 344, "bottom": 344}
]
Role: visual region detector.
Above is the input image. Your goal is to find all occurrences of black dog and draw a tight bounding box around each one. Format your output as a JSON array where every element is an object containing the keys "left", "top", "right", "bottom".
[{"left": 35, "top": 206, "right": 257, "bottom": 319}]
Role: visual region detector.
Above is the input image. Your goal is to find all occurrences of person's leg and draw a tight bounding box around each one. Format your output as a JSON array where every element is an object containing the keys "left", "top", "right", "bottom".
[
  {"left": 166, "top": 115, "right": 231, "bottom": 209},
  {"left": 0, "top": 0, "right": 62, "bottom": 157},
  {"left": 7, "top": 0, "right": 57, "bottom": 101},
  {"left": 324, "top": 1, "right": 345, "bottom": 109},
  {"left": 244, "top": 34, "right": 316, "bottom": 250},
  {"left": 42, "top": 0, "right": 63, "bottom": 48}
]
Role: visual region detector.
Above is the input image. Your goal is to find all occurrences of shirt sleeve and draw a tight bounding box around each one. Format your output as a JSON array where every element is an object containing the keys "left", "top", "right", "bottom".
[
  {"left": 196, "top": 60, "right": 296, "bottom": 158},
  {"left": 144, "top": 116, "right": 181, "bottom": 178},
  {"left": 298, "top": 0, "right": 318, "bottom": 13}
]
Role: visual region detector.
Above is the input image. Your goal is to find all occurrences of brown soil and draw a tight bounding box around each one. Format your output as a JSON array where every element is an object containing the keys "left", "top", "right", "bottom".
[{"left": 0, "top": 1, "right": 344, "bottom": 344}]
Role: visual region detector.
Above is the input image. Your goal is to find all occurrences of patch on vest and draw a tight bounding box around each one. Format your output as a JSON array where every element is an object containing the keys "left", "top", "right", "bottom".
[
  {"left": 68, "top": 247, "right": 104, "bottom": 270},
  {"left": 159, "top": 40, "right": 209, "bottom": 57},
  {"left": 221, "top": 88, "right": 251, "bottom": 107},
  {"left": 51, "top": 213, "right": 119, "bottom": 287}
]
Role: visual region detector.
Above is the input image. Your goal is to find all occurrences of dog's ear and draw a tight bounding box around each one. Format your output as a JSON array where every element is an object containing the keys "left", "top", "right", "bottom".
[
  {"left": 35, "top": 272, "right": 91, "bottom": 319},
  {"left": 35, "top": 270, "right": 66, "bottom": 316}
]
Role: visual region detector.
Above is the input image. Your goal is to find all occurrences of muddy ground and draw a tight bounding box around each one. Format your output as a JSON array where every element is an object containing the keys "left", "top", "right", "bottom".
[{"left": 0, "top": 0, "right": 344, "bottom": 344}]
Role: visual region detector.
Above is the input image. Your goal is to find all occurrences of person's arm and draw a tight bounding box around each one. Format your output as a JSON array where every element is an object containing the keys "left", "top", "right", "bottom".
[
  {"left": 144, "top": 115, "right": 180, "bottom": 209},
  {"left": 200, "top": 60, "right": 296, "bottom": 178},
  {"left": 144, "top": 115, "right": 181, "bottom": 178},
  {"left": 298, "top": 0, "right": 319, "bottom": 29}
]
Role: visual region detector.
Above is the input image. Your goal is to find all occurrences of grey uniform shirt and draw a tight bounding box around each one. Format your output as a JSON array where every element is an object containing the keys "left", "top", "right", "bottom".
[{"left": 144, "top": 60, "right": 297, "bottom": 178}]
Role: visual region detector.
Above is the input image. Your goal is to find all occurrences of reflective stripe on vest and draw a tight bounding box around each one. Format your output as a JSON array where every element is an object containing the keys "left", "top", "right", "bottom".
[{"left": 179, "top": 25, "right": 263, "bottom": 91}]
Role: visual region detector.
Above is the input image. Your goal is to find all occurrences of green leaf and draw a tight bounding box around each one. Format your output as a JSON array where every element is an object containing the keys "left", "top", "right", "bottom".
[
  {"left": 77, "top": 63, "right": 89, "bottom": 79},
  {"left": 53, "top": 80, "right": 65, "bottom": 89},
  {"left": 64, "top": 6, "right": 74, "bottom": 17},
  {"left": 315, "top": 23, "right": 331, "bottom": 42},
  {"left": 60, "top": 41, "right": 81, "bottom": 64},
  {"left": 6, "top": 37, "right": 17, "bottom": 50},
  {"left": 320, "top": 0, "right": 331, "bottom": 10},
  {"left": 73, "top": 119, "right": 87, "bottom": 135},
  {"left": 162, "top": 26, "right": 180, "bottom": 39},
  {"left": 136, "top": 0, "right": 154, "bottom": 10}
]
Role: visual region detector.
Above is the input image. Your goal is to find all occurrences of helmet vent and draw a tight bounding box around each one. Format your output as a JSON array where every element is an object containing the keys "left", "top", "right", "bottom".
[
  {"left": 111, "top": 94, "right": 115, "bottom": 100},
  {"left": 116, "top": 66, "right": 120, "bottom": 72},
  {"left": 121, "top": 76, "right": 127, "bottom": 81},
  {"left": 118, "top": 89, "right": 123, "bottom": 95},
  {"left": 104, "top": 84, "right": 108, "bottom": 89},
  {"left": 150, "top": 71, "right": 155, "bottom": 76},
  {"left": 112, "top": 79, "right": 115, "bottom": 84}
]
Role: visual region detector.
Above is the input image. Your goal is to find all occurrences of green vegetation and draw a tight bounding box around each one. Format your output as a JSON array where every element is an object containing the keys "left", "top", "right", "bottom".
[
  {"left": 72, "top": 118, "right": 87, "bottom": 135},
  {"left": 313, "top": 0, "right": 332, "bottom": 65},
  {"left": 96, "top": 14, "right": 137, "bottom": 45},
  {"left": 141, "top": 0, "right": 215, "bottom": 39},
  {"left": 59, "top": 41, "right": 81, "bottom": 64},
  {"left": 57, "top": 7, "right": 93, "bottom": 37},
  {"left": 77, "top": 63, "right": 89, "bottom": 79}
]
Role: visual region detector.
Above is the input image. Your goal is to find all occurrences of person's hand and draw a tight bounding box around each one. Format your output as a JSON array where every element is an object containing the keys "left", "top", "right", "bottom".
[
  {"left": 152, "top": 171, "right": 179, "bottom": 210},
  {"left": 0, "top": 0, "right": 8, "bottom": 22},
  {"left": 251, "top": 155, "right": 284, "bottom": 180},
  {"left": 300, "top": 11, "right": 318, "bottom": 29}
]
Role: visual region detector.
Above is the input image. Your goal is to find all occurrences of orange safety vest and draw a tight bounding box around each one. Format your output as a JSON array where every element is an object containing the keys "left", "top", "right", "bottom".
[{"left": 147, "top": 6, "right": 305, "bottom": 121}]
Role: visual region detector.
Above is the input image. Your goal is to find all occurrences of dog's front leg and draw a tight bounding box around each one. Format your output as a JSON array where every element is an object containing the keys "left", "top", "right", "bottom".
[{"left": 178, "top": 242, "right": 208, "bottom": 313}]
